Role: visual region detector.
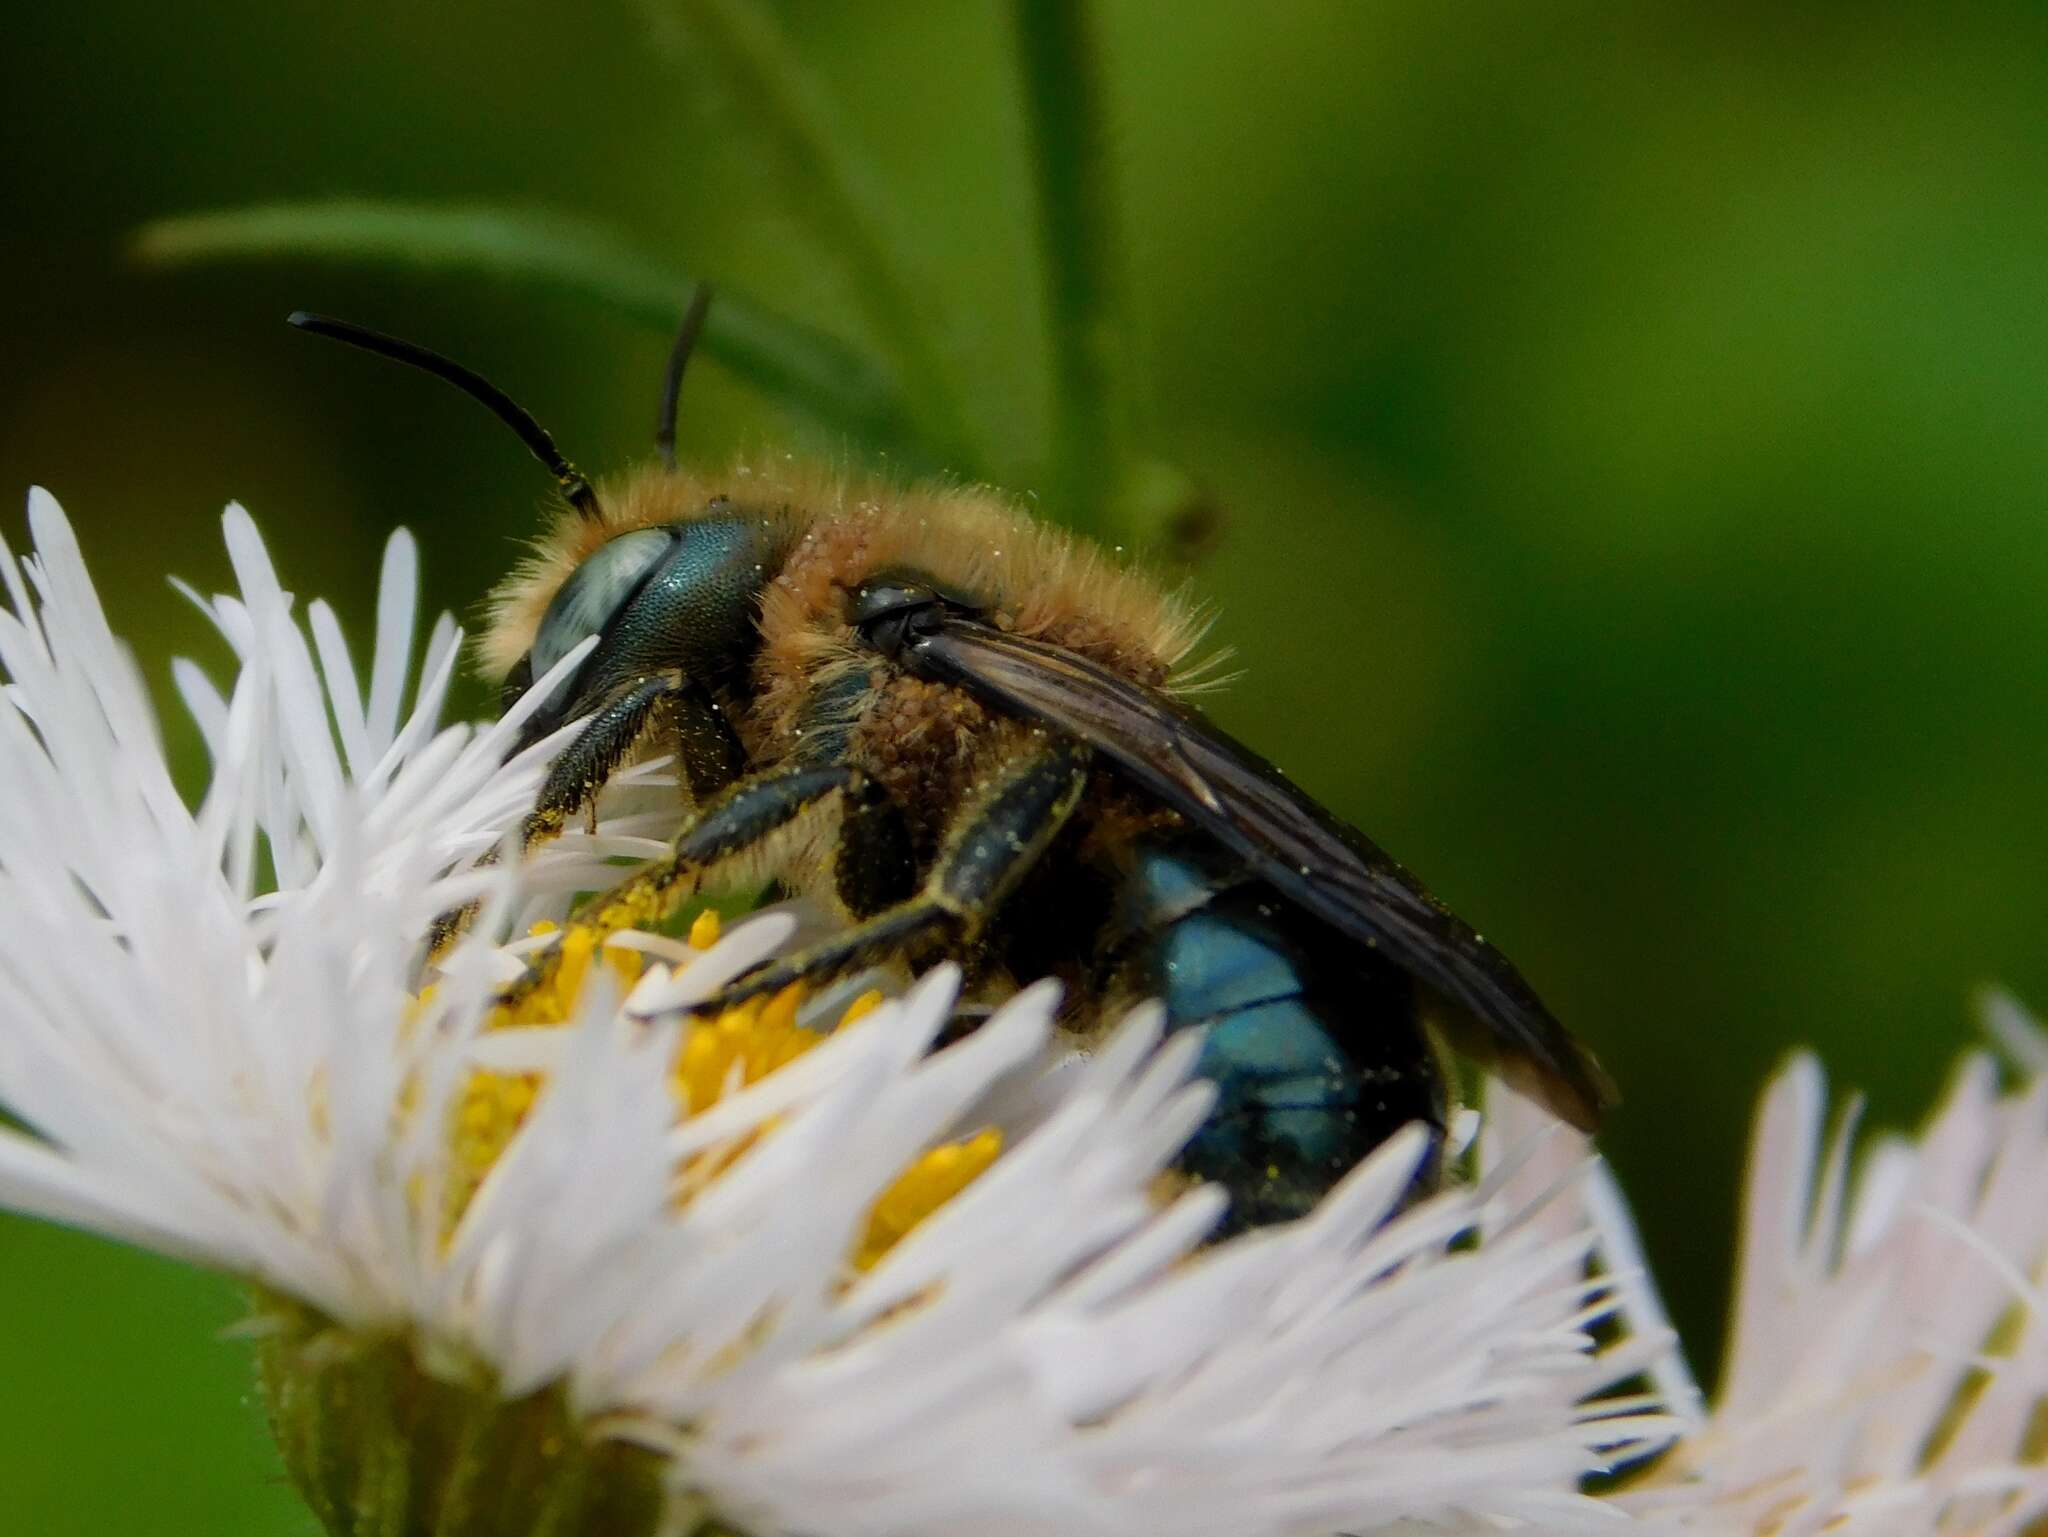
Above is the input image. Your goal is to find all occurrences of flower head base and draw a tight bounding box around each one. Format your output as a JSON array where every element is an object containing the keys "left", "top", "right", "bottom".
[
  {"left": 257, "top": 1302, "right": 670, "bottom": 1537},
  {"left": 0, "top": 491, "right": 1674, "bottom": 1537}
]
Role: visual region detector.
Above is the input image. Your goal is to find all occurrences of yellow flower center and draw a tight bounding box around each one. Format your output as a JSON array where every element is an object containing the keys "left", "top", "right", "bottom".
[
  {"left": 853, "top": 1127, "right": 1003, "bottom": 1271},
  {"left": 442, "top": 912, "right": 1000, "bottom": 1268}
]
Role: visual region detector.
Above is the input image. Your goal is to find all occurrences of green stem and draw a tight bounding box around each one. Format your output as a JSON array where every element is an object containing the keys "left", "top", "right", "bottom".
[
  {"left": 1013, "top": 0, "right": 1132, "bottom": 537},
  {"left": 668, "top": 0, "right": 982, "bottom": 471}
]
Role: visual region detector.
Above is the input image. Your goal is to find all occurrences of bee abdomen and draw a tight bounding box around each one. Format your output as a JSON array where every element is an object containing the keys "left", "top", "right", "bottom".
[{"left": 1113, "top": 840, "right": 1447, "bottom": 1231}]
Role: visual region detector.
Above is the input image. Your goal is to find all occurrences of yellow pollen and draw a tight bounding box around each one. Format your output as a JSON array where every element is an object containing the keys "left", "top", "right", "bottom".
[
  {"left": 440, "top": 919, "right": 649, "bottom": 1232},
  {"left": 838, "top": 988, "right": 885, "bottom": 1026},
  {"left": 434, "top": 916, "right": 992, "bottom": 1268},
  {"left": 670, "top": 994, "right": 820, "bottom": 1116},
  {"left": 451, "top": 1068, "right": 543, "bottom": 1192},
  {"left": 853, "top": 1128, "right": 1003, "bottom": 1270},
  {"left": 307, "top": 1067, "right": 331, "bottom": 1140},
  {"left": 590, "top": 881, "right": 671, "bottom": 936},
  {"left": 760, "top": 982, "right": 802, "bottom": 1036},
  {"left": 553, "top": 924, "right": 597, "bottom": 1013}
]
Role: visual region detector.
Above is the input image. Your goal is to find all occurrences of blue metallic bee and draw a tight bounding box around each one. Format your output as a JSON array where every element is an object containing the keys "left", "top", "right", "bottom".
[{"left": 291, "top": 300, "right": 1611, "bottom": 1229}]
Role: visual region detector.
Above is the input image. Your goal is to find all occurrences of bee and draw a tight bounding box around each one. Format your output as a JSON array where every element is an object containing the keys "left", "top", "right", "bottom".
[{"left": 289, "top": 298, "right": 1611, "bottom": 1228}]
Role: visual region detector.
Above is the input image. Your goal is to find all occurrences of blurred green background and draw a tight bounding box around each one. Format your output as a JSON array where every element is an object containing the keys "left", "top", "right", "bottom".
[{"left": 5, "top": 2, "right": 2048, "bottom": 1530}]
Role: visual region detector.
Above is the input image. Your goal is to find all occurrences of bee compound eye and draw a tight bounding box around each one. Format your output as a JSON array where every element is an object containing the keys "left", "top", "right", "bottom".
[{"left": 530, "top": 527, "right": 675, "bottom": 681}]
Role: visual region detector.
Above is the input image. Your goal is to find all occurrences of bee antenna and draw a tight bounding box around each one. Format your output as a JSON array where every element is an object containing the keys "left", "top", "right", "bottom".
[
  {"left": 654, "top": 283, "right": 714, "bottom": 472},
  {"left": 286, "top": 311, "right": 603, "bottom": 523}
]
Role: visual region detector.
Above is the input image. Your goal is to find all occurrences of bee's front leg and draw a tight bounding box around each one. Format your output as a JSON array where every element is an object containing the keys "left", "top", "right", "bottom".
[
  {"left": 428, "top": 671, "right": 745, "bottom": 957},
  {"left": 712, "top": 738, "right": 1092, "bottom": 1006},
  {"left": 522, "top": 671, "right": 746, "bottom": 845}
]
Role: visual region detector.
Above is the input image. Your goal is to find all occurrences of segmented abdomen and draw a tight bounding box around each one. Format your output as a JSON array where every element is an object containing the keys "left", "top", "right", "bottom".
[{"left": 1112, "top": 837, "right": 1447, "bottom": 1229}]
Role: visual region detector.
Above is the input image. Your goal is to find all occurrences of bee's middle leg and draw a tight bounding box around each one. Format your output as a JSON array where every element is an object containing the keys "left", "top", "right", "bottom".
[
  {"left": 491, "top": 761, "right": 873, "bottom": 1008},
  {"left": 714, "top": 739, "right": 1092, "bottom": 1005},
  {"left": 578, "top": 762, "right": 875, "bottom": 935}
]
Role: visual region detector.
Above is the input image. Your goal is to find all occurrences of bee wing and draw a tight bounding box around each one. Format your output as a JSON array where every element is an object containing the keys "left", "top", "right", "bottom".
[{"left": 911, "top": 620, "right": 1613, "bottom": 1131}]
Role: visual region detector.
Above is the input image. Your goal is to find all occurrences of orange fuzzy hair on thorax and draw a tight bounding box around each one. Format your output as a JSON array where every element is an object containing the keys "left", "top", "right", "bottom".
[{"left": 478, "top": 456, "right": 1213, "bottom": 690}]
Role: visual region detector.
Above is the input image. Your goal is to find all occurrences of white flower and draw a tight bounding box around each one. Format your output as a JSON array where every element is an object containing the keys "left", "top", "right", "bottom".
[
  {"left": 0, "top": 488, "right": 651, "bottom": 1306},
  {"left": 0, "top": 489, "right": 1673, "bottom": 1537},
  {"left": 1579, "top": 1034, "right": 2048, "bottom": 1537}
]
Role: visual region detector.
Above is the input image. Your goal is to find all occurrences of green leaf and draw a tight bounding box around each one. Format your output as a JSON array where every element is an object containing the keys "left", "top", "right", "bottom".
[{"left": 131, "top": 199, "right": 949, "bottom": 470}]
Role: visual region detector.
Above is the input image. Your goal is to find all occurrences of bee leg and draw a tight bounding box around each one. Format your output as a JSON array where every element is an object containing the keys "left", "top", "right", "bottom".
[
  {"left": 714, "top": 739, "right": 1092, "bottom": 1005},
  {"left": 522, "top": 672, "right": 744, "bottom": 845},
  {"left": 428, "top": 671, "right": 747, "bottom": 956},
  {"left": 670, "top": 679, "right": 751, "bottom": 803},
  {"left": 578, "top": 763, "right": 863, "bottom": 934},
  {"left": 834, "top": 777, "right": 917, "bottom": 917},
  {"left": 492, "top": 761, "right": 873, "bottom": 1007}
]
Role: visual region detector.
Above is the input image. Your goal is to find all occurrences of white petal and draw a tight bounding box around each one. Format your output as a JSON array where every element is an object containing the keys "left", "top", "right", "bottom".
[{"left": 1614, "top": 1046, "right": 2048, "bottom": 1537}]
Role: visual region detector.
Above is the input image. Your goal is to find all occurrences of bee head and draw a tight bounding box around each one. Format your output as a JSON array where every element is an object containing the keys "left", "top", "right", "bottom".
[
  {"left": 502, "top": 513, "right": 780, "bottom": 747},
  {"left": 496, "top": 525, "right": 679, "bottom": 726},
  {"left": 288, "top": 291, "right": 752, "bottom": 746}
]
